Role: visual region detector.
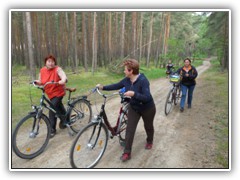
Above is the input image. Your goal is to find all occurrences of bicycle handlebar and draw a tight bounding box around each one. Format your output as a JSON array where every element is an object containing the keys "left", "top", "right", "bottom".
[
  {"left": 92, "top": 87, "right": 131, "bottom": 100},
  {"left": 30, "top": 81, "right": 59, "bottom": 90}
]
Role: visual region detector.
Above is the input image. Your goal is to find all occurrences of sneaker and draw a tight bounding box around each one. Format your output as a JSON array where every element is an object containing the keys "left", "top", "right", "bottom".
[
  {"left": 50, "top": 129, "right": 56, "bottom": 138},
  {"left": 120, "top": 153, "right": 131, "bottom": 162},
  {"left": 180, "top": 107, "right": 184, "bottom": 112},
  {"left": 145, "top": 143, "right": 153, "bottom": 150}
]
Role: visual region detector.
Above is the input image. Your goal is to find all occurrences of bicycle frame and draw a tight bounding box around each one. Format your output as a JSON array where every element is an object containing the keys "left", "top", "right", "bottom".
[
  {"left": 93, "top": 88, "right": 129, "bottom": 137},
  {"left": 32, "top": 82, "right": 79, "bottom": 121},
  {"left": 33, "top": 86, "right": 68, "bottom": 123}
]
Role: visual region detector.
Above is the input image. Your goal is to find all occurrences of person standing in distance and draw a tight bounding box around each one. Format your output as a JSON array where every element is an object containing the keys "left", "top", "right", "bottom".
[
  {"left": 97, "top": 59, "right": 156, "bottom": 162},
  {"left": 176, "top": 58, "right": 198, "bottom": 112}
]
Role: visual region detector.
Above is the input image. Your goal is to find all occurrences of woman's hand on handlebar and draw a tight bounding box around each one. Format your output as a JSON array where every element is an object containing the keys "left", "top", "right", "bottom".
[
  {"left": 96, "top": 84, "right": 103, "bottom": 90},
  {"left": 124, "top": 91, "right": 135, "bottom": 97}
]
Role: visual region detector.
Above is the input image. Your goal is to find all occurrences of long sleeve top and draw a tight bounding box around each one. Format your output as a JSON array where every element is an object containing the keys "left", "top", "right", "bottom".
[{"left": 103, "top": 74, "right": 155, "bottom": 112}]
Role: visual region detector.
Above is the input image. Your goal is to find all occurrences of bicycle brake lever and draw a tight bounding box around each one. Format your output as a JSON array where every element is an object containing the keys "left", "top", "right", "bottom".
[{"left": 91, "top": 88, "right": 97, "bottom": 93}]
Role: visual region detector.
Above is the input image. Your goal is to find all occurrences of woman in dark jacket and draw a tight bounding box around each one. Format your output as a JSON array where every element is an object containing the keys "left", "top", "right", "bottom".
[
  {"left": 97, "top": 59, "right": 156, "bottom": 162},
  {"left": 176, "top": 58, "right": 198, "bottom": 112}
]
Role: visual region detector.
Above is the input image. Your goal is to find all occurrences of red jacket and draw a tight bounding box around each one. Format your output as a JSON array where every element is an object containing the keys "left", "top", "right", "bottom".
[{"left": 40, "top": 66, "right": 66, "bottom": 99}]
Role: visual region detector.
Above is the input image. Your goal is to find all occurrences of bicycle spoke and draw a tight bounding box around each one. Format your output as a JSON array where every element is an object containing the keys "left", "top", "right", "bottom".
[{"left": 69, "top": 99, "right": 92, "bottom": 133}]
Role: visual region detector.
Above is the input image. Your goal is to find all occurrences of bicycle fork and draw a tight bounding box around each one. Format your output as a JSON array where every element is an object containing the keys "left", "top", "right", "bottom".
[
  {"left": 87, "top": 122, "right": 102, "bottom": 150},
  {"left": 29, "top": 110, "right": 42, "bottom": 138}
]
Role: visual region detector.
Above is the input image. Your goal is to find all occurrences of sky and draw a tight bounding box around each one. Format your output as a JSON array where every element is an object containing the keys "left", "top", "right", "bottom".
[{"left": 2, "top": 0, "right": 237, "bottom": 179}]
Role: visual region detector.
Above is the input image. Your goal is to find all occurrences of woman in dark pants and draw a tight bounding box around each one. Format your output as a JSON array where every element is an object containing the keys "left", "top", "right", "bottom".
[
  {"left": 97, "top": 59, "right": 156, "bottom": 162},
  {"left": 176, "top": 58, "right": 198, "bottom": 112},
  {"left": 35, "top": 55, "right": 68, "bottom": 137}
]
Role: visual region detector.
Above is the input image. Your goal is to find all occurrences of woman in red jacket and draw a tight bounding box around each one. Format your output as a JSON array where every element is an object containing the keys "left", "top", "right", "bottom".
[{"left": 35, "top": 55, "right": 67, "bottom": 137}]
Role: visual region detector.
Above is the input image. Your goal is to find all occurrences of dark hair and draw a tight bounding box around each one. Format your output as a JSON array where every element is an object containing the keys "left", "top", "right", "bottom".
[
  {"left": 184, "top": 58, "right": 191, "bottom": 63},
  {"left": 44, "top": 55, "right": 57, "bottom": 65},
  {"left": 123, "top": 59, "right": 139, "bottom": 75}
]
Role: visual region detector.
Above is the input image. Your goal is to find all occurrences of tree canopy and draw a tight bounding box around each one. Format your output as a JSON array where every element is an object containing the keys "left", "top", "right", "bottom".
[{"left": 11, "top": 10, "right": 230, "bottom": 79}]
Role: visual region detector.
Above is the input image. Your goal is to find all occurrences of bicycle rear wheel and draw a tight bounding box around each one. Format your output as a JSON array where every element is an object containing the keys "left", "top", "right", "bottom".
[
  {"left": 12, "top": 113, "right": 51, "bottom": 159},
  {"left": 69, "top": 99, "right": 92, "bottom": 133},
  {"left": 70, "top": 122, "right": 108, "bottom": 168},
  {"left": 118, "top": 106, "right": 128, "bottom": 142},
  {"left": 164, "top": 89, "right": 174, "bottom": 115}
]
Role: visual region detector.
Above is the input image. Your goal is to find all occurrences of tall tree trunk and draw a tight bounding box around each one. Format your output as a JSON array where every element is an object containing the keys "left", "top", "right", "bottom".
[
  {"left": 45, "top": 12, "right": 52, "bottom": 54},
  {"left": 139, "top": 12, "right": 143, "bottom": 63},
  {"left": 120, "top": 12, "right": 125, "bottom": 58},
  {"left": 25, "top": 12, "right": 36, "bottom": 80},
  {"left": 22, "top": 13, "right": 29, "bottom": 68},
  {"left": 163, "top": 12, "right": 171, "bottom": 65},
  {"left": 155, "top": 12, "right": 163, "bottom": 67},
  {"left": 82, "top": 12, "right": 88, "bottom": 72},
  {"left": 103, "top": 14, "right": 108, "bottom": 66},
  {"left": 65, "top": 12, "right": 74, "bottom": 71},
  {"left": 114, "top": 12, "right": 119, "bottom": 58},
  {"left": 92, "top": 12, "right": 97, "bottom": 75},
  {"left": 146, "top": 12, "right": 154, "bottom": 68},
  {"left": 222, "top": 12, "right": 229, "bottom": 71},
  {"left": 108, "top": 12, "right": 112, "bottom": 63},
  {"left": 73, "top": 12, "right": 78, "bottom": 74},
  {"left": 132, "top": 12, "right": 137, "bottom": 59}
]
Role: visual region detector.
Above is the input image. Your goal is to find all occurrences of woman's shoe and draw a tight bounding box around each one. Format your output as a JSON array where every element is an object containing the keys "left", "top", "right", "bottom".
[
  {"left": 180, "top": 107, "right": 184, "bottom": 112},
  {"left": 50, "top": 129, "right": 56, "bottom": 138},
  {"left": 120, "top": 153, "right": 131, "bottom": 162},
  {"left": 145, "top": 143, "right": 153, "bottom": 150}
]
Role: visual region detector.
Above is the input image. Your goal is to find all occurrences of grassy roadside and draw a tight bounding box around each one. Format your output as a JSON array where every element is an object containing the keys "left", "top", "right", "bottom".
[{"left": 201, "top": 59, "right": 229, "bottom": 168}]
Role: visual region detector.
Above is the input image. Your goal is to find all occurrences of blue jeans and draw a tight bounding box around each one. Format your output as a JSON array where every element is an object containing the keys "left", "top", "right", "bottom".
[{"left": 180, "top": 84, "right": 195, "bottom": 109}]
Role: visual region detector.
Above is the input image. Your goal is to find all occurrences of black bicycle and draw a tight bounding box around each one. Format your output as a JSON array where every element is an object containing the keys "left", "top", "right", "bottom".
[
  {"left": 12, "top": 81, "right": 92, "bottom": 159},
  {"left": 164, "top": 73, "right": 182, "bottom": 115},
  {"left": 70, "top": 87, "right": 130, "bottom": 168}
]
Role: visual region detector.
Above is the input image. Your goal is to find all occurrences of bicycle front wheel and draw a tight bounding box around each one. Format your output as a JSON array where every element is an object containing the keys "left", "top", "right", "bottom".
[
  {"left": 12, "top": 113, "right": 51, "bottom": 159},
  {"left": 70, "top": 122, "right": 108, "bottom": 168},
  {"left": 69, "top": 99, "right": 92, "bottom": 133},
  {"left": 164, "top": 89, "right": 174, "bottom": 116}
]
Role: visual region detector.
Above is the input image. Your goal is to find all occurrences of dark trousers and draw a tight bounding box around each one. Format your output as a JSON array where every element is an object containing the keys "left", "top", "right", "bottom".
[
  {"left": 49, "top": 96, "right": 66, "bottom": 130},
  {"left": 124, "top": 104, "right": 156, "bottom": 154}
]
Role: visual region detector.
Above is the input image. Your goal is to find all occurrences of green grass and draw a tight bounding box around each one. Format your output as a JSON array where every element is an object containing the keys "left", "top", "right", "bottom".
[{"left": 203, "top": 59, "right": 229, "bottom": 168}]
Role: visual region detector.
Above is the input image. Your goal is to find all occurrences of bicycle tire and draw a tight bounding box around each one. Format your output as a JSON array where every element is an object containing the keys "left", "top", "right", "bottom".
[
  {"left": 173, "top": 87, "right": 178, "bottom": 105},
  {"left": 118, "top": 105, "right": 128, "bottom": 142},
  {"left": 177, "top": 86, "right": 182, "bottom": 104},
  {"left": 70, "top": 122, "right": 108, "bottom": 168},
  {"left": 164, "top": 89, "right": 174, "bottom": 116},
  {"left": 69, "top": 99, "right": 92, "bottom": 133},
  {"left": 12, "top": 113, "right": 51, "bottom": 159}
]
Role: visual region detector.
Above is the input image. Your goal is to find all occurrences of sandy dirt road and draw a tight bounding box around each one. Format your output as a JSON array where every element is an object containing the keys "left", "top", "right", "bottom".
[{"left": 11, "top": 59, "right": 223, "bottom": 169}]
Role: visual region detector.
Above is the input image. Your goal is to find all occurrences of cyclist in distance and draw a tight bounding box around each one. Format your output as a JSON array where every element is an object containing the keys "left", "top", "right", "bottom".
[
  {"left": 176, "top": 58, "right": 198, "bottom": 112},
  {"left": 166, "top": 60, "right": 174, "bottom": 78},
  {"left": 34, "top": 54, "right": 68, "bottom": 137},
  {"left": 96, "top": 59, "right": 156, "bottom": 162}
]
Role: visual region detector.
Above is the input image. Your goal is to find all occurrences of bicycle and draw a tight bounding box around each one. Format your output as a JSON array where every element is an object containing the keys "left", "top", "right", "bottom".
[
  {"left": 164, "top": 73, "right": 182, "bottom": 115},
  {"left": 70, "top": 87, "right": 130, "bottom": 168},
  {"left": 12, "top": 81, "right": 92, "bottom": 159}
]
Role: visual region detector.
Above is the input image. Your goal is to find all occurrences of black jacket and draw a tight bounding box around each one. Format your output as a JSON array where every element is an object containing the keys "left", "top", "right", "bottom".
[
  {"left": 176, "top": 65, "right": 198, "bottom": 86},
  {"left": 103, "top": 74, "right": 155, "bottom": 112}
]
